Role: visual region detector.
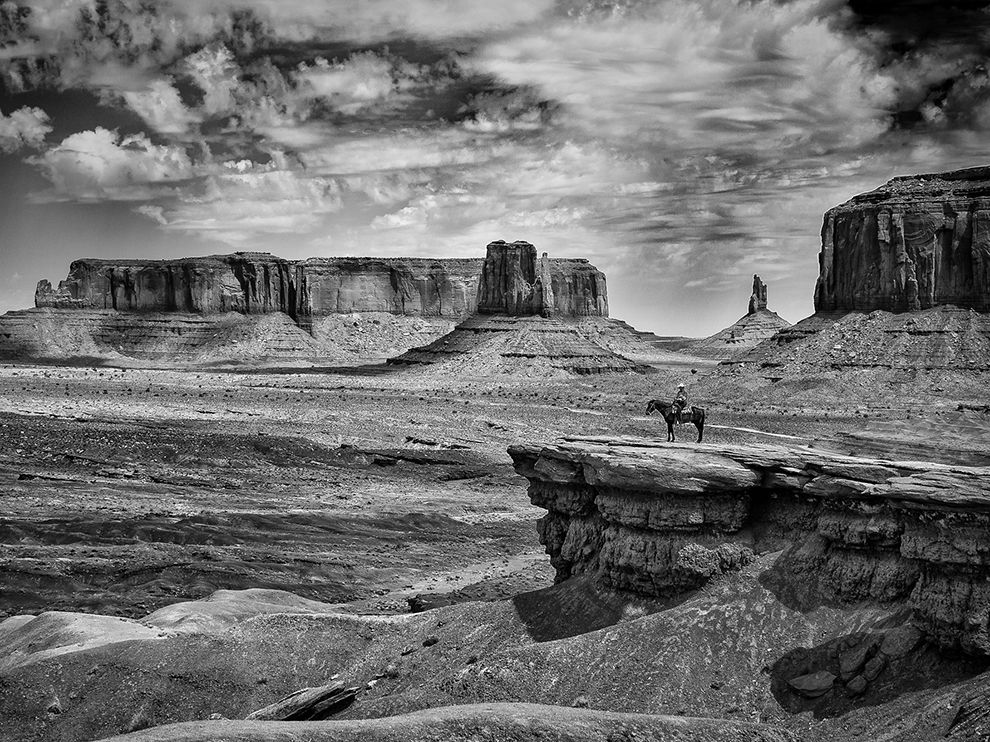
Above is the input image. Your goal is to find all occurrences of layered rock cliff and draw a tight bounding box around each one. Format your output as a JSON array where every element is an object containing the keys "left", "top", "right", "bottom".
[
  {"left": 815, "top": 166, "right": 990, "bottom": 313},
  {"left": 35, "top": 254, "right": 483, "bottom": 319},
  {"left": 476, "top": 241, "right": 608, "bottom": 318},
  {"left": 34, "top": 246, "right": 609, "bottom": 322},
  {"left": 509, "top": 436, "right": 990, "bottom": 658}
]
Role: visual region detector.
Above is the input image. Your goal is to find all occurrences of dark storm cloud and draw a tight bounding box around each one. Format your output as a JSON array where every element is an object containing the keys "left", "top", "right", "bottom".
[{"left": 2, "top": 0, "right": 990, "bottom": 334}]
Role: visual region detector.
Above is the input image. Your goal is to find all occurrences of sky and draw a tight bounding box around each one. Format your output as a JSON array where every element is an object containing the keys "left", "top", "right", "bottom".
[{"left": 2, "top": 0, "right": 990, "bottom": 336}]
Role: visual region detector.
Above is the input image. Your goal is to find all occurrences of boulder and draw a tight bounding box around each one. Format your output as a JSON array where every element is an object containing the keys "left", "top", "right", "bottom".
[
  {"left": 880, "top": 625, "right": 923, "bottom": 658},
  {"left": 788, "top": 670, "right": 836, "bottom": 698}
]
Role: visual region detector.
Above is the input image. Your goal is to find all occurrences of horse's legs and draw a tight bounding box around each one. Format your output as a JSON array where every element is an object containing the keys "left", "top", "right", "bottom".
[
  {"left": 667, "top": 421, "right": 675, "bottom": 442},
  {"left": 696, "top": 420, "right": 704, "bottom": 443}
]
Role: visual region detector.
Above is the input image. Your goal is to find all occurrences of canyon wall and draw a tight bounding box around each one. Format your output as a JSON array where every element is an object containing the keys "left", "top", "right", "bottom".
[
  {"left": 815, "top": 166, "right": 990, "bottom": 313},
  {"left": 35, "top": 254, "right": 483, "bottom": 319},
  {"left": 509, "top": 436, "right": 990, "bottom": 658},
  {"left": 33, "top": 246, "right": 609, "bottom": 321}
]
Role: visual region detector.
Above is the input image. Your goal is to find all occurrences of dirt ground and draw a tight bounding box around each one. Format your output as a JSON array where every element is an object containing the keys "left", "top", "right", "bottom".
[{"left": 2, "top": 358, "right": 988, "bottom": 622}]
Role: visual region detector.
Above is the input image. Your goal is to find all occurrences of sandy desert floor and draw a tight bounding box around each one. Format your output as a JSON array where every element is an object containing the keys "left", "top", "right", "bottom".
[
  {"left": 3, "top": 358, "right": 988, "bottom": 622},
  {"left": 3, "top": 358, "right": 990, "bottom": 742}
]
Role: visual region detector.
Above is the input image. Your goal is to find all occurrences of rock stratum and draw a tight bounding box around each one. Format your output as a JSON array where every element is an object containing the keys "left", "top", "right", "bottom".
[
  {"left": 509, "top": 436, "right": 990, "bottom": 658},
  {"left": 5, "top": 244, "right": 614, "bottom": 365},
  {"left": 33, "top": 245, "right": 609, "bottom": 321},
  {"left": 815, "top": 165, "right": 990, "bottom": 313},
  {"left": 35, "top": 254, "right": 483, "bottom": 319},
  {"left": 476, "top": 241, "right": 608, "bottom": 317},
  {"left": 389, "top": 243, "right": 639, "bottom": 375}
]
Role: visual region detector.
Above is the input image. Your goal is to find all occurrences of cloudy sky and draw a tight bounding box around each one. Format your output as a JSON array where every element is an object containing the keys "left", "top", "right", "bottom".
[{"left": 1, "top": 0, "right": 989, "bottom": 335}]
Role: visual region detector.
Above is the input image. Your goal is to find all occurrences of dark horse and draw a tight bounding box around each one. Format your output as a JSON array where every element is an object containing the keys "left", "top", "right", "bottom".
[{"left": 645, "top": 400, "right": 705, "bottom": 442}]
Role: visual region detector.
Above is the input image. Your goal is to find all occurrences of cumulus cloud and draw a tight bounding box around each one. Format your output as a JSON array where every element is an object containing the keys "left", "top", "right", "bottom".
[
  {"left": 31, "top": 127, "right": 194, "bottom": 200},
  {"left": 8, "top": 0, "right": 990, "bottom": 333},
  {"left": 138, "top": 158, "right": 343, "bottom": 245},
  {"left": 294, "top": 52, "right": 417, "bottom": 115},
  {"left": 121, "top": 79, "right": 200, "bottom": 134},
  {"left": 0, "top": 105, "right": 51, "bottom": 152}
]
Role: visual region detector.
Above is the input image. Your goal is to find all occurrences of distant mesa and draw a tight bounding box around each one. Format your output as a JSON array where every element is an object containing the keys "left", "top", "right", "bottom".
[
  {"left": 476, "top": 241, "right": 608, "bottom": 318},
  {"left": 33, "top": 253, "right": 483, "bottom": 319},
  {"left": 656, "top": 274, "right": 791, "bottom": 360},
  {"left": 2, "top": 242, "right": 653, "bottom": 371},
  {"left": 389, "top": 241, "right": 646, "bottom": 375}
]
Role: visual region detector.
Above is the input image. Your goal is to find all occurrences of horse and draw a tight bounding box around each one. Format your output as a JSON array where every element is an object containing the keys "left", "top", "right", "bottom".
[{"left": 645, "top": 399, "right": 705, "bottom": 443}]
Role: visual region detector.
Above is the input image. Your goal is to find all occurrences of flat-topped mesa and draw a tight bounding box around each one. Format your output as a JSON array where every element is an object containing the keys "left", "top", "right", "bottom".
[
  {"left": 35, "top": 253, "right": 483, "bottom": 319},
  {"left": 815, "top": 165, "right": 990, "bottom": 313},
  {"left": 476, "top": 241, "right": 608, "bottom": 317},
  {"left": 509, "top": 436, "right": 990, "bottom": 658}
]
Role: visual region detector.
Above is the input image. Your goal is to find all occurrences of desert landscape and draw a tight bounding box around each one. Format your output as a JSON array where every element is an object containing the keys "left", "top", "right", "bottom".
[
  {"left": 1, "top": 170, "right": 990, "bottom": 742},
  {"left": 4, "top": 2, "right": 990, "bottom": 741}
]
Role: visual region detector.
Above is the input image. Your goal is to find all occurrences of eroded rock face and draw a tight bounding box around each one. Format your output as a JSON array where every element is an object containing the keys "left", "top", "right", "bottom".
[
  {"left": 35, "top": 254, "right": 483, "bottom": 319},
  {"left": 509, "top": 436, "right": 990, "bottom": 656},
  {"left": 34, "top": 246, "right": 609, "bottom": 324},
  {"left": 815, "top": 166, "right": 990, "bottom": 313},
  {"left": 476, "top": 241, "right": 607, "bottom": 317},
  {"left": 749, "top": 274, "right": 769, "bottom": 315}
]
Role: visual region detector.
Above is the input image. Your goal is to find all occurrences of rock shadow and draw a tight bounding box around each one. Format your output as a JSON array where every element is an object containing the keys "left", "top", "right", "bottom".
[
  {"left": 770, "top": 624, "right": 990, "bottom": 719},
  {"left": 510, "top": 575, "right": 685, "bottom": 642}
]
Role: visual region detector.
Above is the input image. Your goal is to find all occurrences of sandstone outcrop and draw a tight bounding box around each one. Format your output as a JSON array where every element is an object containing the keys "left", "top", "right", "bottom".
[
  {"left": 476, "top": 241, "right": 608, "bottom": 317},
  {"left": 509, "top": 436, "right": 990, "bottom": 656},
  {"left": 15, "top": 245, "right": 614, "bottom": 365},
  {"left": 667, "top": 275, "right": 790, "bottom": 359},
  {"left": 33, "top": 246, "right": 610, "bottom": 322},
  {"left": 749, "top": 274, "right": 769, "bottom": 314},
  {"left": 388, "top": 242, "right": 627, "bottom": 374},
  {"left": 35, "top": 254, "right": 483, "bottom": 319},
  {"left": 815, "top": 165, "right": 990, "bottom": 313}
]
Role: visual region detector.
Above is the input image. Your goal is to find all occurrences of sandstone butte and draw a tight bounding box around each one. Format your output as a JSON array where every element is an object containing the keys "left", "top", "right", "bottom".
[
  {"left": 677, "top": 274, "right": 791, "bottom": 358},
  {"left": 32, "top": 241, "right": 608, "bottom": 322},
  {"left": 815, "top": 165, "right": 990, "bottom": 313},
  {"left": 508, "top": 436, "right": 990, "bottom": 682},
  {"left": 734, "top": 166, "right": 990, "bottom": 371},
  {"left": 388, "top": 241, "right": 642, "bottom": 374}
]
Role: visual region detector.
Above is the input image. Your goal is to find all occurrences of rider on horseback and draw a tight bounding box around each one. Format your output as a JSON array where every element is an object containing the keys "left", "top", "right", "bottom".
[{"left": 672, "top": 383, "right": 688, "bottom": 423}]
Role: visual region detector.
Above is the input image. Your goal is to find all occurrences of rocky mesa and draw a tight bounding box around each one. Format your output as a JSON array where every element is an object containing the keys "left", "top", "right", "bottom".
[
  {"left": 815, "top": 165, "right": 990, "bottom": 313},
  {"left": 35, "top": 253, "right": 484, "bottom": 320}
]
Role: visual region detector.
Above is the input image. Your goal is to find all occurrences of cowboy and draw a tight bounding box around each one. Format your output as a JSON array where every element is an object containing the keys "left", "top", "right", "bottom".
[{"left": 672, "top": 383, "right": 688, "bottom": 422}]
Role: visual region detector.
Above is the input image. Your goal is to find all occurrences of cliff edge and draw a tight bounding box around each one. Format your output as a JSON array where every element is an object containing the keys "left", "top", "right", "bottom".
[{"left": 815, "top": 165, "right": 990, "bottom": 313}]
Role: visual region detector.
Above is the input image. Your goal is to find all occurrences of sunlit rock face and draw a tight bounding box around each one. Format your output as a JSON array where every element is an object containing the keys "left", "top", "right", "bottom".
[
  {"left": 815, "top": 166, "right": 990, "bottom": 313},
  {"left": 34, "top": 254, "right": 484, "bottom": 319},
  {"left": 477, "top": 241, "right": 608, "bottom": 318},
  {"left": 34, "top": 246, "right": 610, "bottom": 320}
]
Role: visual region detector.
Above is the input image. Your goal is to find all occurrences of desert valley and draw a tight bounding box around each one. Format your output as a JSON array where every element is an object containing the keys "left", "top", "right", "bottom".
[{"left": 1, "top": 166, "right": 990, "bottom": 742}]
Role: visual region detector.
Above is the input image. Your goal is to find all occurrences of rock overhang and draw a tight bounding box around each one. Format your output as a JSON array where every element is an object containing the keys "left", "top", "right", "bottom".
[{"left": 509, "top": 436, "right": 990, "bottom": 656}]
